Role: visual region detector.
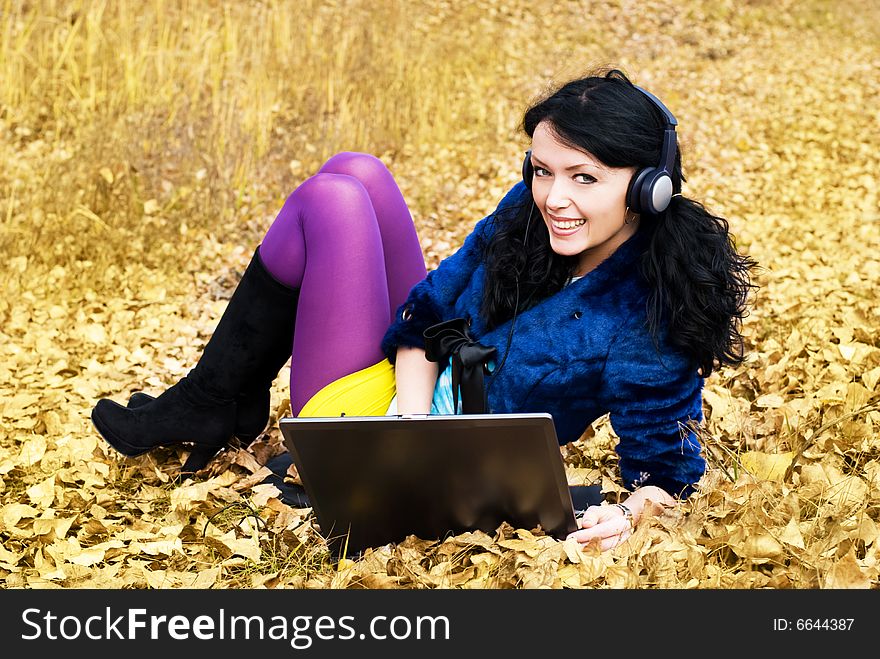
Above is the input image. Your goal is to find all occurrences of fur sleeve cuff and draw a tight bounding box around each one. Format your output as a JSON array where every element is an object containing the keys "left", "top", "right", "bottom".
[{"left": 381, "top": 289, "right": 442, "bottom": 364}]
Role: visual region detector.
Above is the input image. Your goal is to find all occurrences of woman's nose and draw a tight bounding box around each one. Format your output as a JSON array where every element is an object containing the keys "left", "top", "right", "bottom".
[{"left": 545, "top": 179, "right": 573, "bottom": 210}]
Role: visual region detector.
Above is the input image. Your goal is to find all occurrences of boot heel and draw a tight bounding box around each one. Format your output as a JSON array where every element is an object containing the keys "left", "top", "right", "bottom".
[{"left": 179, "top": 445, "right": 222, "bottom": 476}]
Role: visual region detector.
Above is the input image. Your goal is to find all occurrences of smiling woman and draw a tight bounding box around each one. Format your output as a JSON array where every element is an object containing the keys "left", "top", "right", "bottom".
[
  {"left": 462, "top": 69, "right": 756, "bottom": 550},
  {"left": 90, "top": 67, "right": 757, "bottom": 554}
]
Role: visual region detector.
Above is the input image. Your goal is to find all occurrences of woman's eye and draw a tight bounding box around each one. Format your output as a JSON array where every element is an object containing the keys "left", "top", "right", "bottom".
[{"left": 533, "top": 167, "right": 594, "bottom": 184}]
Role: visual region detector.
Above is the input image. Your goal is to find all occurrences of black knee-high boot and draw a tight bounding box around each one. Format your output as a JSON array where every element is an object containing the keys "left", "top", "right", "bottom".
[{"left": 91, "top": 246, "right": 299, "bottom": 466}]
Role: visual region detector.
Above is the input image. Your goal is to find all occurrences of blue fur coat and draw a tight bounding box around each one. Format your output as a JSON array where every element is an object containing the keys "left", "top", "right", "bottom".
[{"left": 381, "top": 182, "right": 706, "bottom": 497}]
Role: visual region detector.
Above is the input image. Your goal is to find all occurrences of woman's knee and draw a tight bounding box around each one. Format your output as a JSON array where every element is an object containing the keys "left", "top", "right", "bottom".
[
  {"left": 290, "top": 171, "right": 370, "bottom": 210},
  {"left": 318, "top": 151, "right": 390, "bottom": 189},
  {"left": 287, "top": 172, "right": 383, "bottom": 238}
]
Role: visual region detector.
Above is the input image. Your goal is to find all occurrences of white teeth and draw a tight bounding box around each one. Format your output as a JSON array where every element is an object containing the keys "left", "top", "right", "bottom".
[{"left": 552, "top": 218, "right": 586, "bottom": 230}]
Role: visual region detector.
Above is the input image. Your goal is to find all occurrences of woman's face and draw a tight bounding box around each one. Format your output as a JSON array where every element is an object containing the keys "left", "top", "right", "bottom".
[{"left": 529, "top": 121, "right": 638, "bottom": 276}]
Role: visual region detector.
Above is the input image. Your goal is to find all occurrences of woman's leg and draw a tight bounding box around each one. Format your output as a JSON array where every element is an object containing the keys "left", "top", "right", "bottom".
[
  {"left": 316, "top": 152, "right": 427, "bottom": 318},
  {"left": 258, "top": 153, "right": 426, "bottom": 416},
  {"left": 94, "top": 153, "right": 423, "bottom": 476}
]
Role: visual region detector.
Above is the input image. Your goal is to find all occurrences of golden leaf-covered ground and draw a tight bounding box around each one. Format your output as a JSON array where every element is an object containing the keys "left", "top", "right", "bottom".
[{"left": 1, "top": 0, "right": 878, "bottom": 589}]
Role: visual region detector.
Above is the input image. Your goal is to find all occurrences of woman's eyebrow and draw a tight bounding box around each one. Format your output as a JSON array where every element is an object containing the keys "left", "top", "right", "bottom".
[{"left": 531, "top": 155, "right": 602, "bottom": 172}]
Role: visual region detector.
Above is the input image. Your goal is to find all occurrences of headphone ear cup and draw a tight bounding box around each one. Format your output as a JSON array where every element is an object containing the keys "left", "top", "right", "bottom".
[
  {"left": 522, "top": 150, "right": 533, "bottom": 190},
  {"left": 639, "top": 169, "right": 673, "bottom": 215},
  {"left": 626, "top": 167, "right": 652, "bottom": 214}
]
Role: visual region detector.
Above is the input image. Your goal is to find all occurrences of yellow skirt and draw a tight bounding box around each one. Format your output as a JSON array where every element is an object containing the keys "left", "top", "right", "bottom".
[{"left": 297, "top": 358, "right": 396, "bottom": 418}]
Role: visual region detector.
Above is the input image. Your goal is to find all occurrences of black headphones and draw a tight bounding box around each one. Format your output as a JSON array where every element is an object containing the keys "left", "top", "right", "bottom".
[{"left": 521, "top": 84, "right": 678, "bottom": 216}]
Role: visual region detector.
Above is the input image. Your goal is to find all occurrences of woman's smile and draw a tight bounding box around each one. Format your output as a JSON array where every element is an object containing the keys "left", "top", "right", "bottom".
[{"left": 548, "top": 212, "right": 587, "bottom": 234}]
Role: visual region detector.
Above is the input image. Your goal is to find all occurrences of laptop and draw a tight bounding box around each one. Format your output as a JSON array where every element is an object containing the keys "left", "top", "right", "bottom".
[{"left": 278, "top": 412, "right": 585, "bottom": 556}]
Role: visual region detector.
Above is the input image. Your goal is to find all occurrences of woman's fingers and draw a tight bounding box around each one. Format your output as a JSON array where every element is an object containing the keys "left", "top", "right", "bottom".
[
  {"left": 567, "top": 505, "right": 634, "bottom": 551},
  {"left": 576, "top": 507, "right": 601, "bottom": 529},
  {"left": 575, "top": 504, "right": 616, "bottom": 529},
  {"left": 567, "top": 515, "right": 630, "bottom": 543},
  {"left": 599, "top": 534, "right": 627, "bottom": 552}
]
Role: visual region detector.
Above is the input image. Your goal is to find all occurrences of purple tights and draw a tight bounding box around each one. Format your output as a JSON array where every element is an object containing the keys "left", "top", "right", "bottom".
[{"left": 258, "top": 152, "right": 427, "bottom": 415}]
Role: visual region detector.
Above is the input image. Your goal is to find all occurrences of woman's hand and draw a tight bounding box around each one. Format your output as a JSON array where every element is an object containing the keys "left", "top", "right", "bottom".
[
  {"left": 566, "top": 486, "right": 676, "bottom": 552},
  {"left": 566, "top": 504, "right": 634, "bottom": 552}
]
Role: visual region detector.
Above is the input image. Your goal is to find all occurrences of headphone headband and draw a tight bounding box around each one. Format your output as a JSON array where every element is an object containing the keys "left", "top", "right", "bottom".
[
  {"left": 634, "top": 85, "right": 678, "bottom": 174},
  {"left": 632, "top": 85, "right": 677, "bottom": 128}
]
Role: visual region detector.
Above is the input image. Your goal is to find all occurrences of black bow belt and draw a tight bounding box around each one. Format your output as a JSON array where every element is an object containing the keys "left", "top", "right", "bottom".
[{"left": 423, "top": 318, "right": 496, "bottom": 414}]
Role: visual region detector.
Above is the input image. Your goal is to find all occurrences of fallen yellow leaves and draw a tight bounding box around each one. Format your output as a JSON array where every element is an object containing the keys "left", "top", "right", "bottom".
[
  {"left": 824, "top": 550, "right": 873, "bottom": 589},
  {"left": 740, "top": 451, "right": 794, "bottom": 482}
]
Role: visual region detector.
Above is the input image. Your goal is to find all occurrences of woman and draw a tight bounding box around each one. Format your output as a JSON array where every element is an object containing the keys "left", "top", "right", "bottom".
[{"left": 91, "top": 69, "right": 755, "bottom": 553}]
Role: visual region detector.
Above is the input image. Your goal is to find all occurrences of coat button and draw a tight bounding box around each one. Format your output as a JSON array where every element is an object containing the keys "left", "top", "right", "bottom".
[{"left": 572, "top": 311, "right": 582, "bottom": 319}]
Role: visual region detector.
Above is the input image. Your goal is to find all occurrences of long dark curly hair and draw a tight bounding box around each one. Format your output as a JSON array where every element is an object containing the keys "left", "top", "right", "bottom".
[{"left": 480, "top": 68, "right": 757, "bottom": 377}]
